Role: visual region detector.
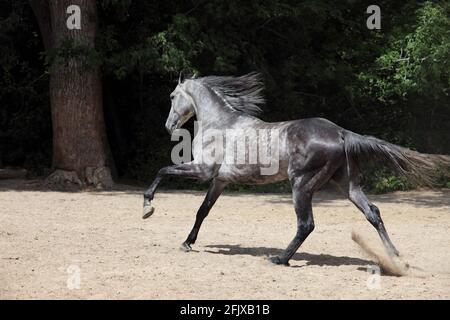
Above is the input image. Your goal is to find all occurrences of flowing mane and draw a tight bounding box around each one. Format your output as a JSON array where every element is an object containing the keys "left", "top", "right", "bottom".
[{"left": 197, "top": 72, "right": 265, "bottom": 116}]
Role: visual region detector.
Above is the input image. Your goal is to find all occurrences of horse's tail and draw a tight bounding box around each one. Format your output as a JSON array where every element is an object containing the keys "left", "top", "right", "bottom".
[{"left": 343, "top": 130, "right": 450, "bottom": 186}]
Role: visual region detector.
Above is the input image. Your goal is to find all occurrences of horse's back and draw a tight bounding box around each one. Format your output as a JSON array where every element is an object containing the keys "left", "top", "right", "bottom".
[
  {"left": 214, "top": 117, "right": 345, "bottom": 184},
  {"left": 284, "top": 117, "right": 346, "bottom": 165}
]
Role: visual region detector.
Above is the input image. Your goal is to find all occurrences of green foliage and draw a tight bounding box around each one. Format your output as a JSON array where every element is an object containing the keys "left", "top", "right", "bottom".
[
  {"left": 434, "top": 171, "right": 450, "bottom": 188},
  {"left": 372, "top": 174, "right": 413, "bottom": 194},
  {"left": 359, "top": 2, "right": 450, "bottom": 100},
  {"left": 1, "top": 0, "right": 449, "bottom": 194},
  {"left": 355, "top": 1, "right": 450, "bottom": 154},
  {"left": 361, "top": 168, "right": 414, "bottom": 194},
  {"left": 46, "top": 38, "right": 102, "bottom": 71}
]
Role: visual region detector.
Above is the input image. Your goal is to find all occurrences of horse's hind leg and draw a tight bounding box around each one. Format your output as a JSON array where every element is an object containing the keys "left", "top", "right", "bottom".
[
  {"left": 349, "top": 183, "right": 400, "bottom": 257},
  {"left": 181, "top": 179, "right": 227, "bottom": 251},
  {"left": 345, "top": 159, "right": 400, "bottom": 257},
  {"left": 270, "top": 160, "right": 339, "bottom": 266}
]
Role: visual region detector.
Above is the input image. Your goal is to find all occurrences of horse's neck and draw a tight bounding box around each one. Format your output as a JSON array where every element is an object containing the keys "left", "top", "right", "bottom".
[{"left": 188, "top": 81, "right": 237, "bottom": 127}]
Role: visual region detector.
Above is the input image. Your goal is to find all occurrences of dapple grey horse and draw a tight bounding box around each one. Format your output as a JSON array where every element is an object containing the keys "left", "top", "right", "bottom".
[{"left": 143, "top": 73, "right": 449, "bottom": 266}]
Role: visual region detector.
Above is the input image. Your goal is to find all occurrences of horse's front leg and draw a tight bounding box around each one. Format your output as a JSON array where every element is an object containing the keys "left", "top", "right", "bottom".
[
  {"left": 143, "top": 163, "right": 212, "bottom": 219},
  {"left": 181, "top": 178, "right": 228, "bottom": 251}
]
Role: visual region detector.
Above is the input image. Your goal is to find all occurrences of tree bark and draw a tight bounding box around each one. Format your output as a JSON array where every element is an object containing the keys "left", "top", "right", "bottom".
[{"left": 30, "top": 0, "right": 113, "bottom": 190}]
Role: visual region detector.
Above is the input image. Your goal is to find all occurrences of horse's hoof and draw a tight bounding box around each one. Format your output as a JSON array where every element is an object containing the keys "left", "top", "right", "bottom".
[
  {"left": 268, "top": 256, "right": 289, "bottom": 266},
  {"left": 180, "top": 242, "right": 192, "bottom": 252},
  {"left": 142, "top": 205, "right": 154, "bottom": 219}
]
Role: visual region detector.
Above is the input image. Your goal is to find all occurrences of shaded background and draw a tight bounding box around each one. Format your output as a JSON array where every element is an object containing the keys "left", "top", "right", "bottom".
[{"left": 0, "top": 0, "right": 449, "bottom": 192}]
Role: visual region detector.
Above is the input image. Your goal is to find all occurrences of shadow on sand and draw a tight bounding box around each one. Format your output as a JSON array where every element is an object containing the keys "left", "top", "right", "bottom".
[{"left": 204, "top": 244, "right": 374, "bottom": 268}]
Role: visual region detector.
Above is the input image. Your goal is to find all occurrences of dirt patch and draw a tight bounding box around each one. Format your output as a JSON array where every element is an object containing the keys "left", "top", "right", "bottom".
[{"left": 1, "top": 179, "right": 449, "bottom": 299}]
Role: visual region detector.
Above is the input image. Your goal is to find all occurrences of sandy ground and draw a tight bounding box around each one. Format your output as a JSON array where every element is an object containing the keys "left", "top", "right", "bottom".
[{"left": 0, "top": 179, "right": 449, "bottom": 299}]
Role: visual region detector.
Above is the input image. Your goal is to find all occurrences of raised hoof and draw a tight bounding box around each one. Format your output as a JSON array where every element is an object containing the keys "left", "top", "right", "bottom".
[
  {"left": 268, "top": 256, "right": 290, "bottom": 266},
  {"left": 142, "top": 205, "right": 154, "bottom": 219},
  {"left": 180, "top": 242, "right": 192, "bottom": 252}
]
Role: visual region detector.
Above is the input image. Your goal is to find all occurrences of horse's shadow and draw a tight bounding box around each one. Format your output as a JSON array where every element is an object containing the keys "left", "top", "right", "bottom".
[{"left": 204, "top": 244, "right": 373, "bottom": 268}]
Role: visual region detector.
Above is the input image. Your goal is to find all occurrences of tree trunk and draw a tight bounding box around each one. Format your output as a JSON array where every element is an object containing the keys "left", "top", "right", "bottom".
[{"left": 30, "top": 0, "right": 113, "bottom": 190}]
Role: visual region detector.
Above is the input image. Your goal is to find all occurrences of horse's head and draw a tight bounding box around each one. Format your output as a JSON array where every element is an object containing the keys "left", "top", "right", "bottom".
[{"left": 165, "top": 74, "right": 196, "bottom": 134}]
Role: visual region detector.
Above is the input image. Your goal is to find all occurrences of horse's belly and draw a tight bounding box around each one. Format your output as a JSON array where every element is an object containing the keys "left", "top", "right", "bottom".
[{"left": 216, "top": 161, "right": 289, "bottom": 184}]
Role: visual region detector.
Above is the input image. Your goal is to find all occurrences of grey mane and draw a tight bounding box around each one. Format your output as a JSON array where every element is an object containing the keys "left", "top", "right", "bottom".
[{"left": 196, "top": 72, "right": 265, "bottom": 116}]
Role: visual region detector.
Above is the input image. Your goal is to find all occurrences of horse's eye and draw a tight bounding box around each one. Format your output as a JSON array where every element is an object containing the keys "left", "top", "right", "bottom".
[{"left": 170, "top": 95, "right": 174, "bottom": 100}]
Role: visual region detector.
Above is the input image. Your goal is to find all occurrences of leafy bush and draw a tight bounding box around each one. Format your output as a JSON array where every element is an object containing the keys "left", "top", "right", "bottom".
[
  {"left": 372, "top": 175, "right": 412, "bottom": 194},
  {"left": 361, "top": 168, "right": 413, "bottom": 194}
]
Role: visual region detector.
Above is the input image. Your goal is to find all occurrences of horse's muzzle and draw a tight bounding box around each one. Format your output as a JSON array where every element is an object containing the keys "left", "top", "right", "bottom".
[
  {"left": 165, "top": 120, "right": 178, "bottom": 135},
  {"left": 166, "top": 124, "right": 174, "bottom": 135},
  {"left": 165, "top": 113, "right": 181, "bottom": 135}
]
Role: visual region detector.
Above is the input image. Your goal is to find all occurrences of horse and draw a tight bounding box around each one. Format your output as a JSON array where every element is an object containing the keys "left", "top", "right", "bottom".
[{"left": 143, "top": 72, "right": 449, "bottom": 266}]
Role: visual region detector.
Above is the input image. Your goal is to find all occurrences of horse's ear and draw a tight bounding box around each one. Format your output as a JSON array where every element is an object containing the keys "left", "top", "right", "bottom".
[{"left": 178, "top": 71, "right": 185, "bottom": 84}]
